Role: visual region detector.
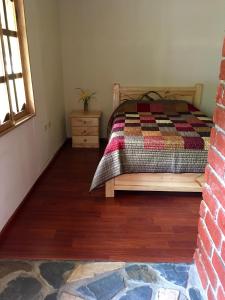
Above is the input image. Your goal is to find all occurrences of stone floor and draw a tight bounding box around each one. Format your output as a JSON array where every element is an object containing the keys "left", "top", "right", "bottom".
[{"left": 0, "top": 260, "right": 205, "bottom": 300}]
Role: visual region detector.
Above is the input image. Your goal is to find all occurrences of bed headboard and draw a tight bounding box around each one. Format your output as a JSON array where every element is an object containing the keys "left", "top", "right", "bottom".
[{"left": 113, "top": 83, "right": 203, "bottom": 110}]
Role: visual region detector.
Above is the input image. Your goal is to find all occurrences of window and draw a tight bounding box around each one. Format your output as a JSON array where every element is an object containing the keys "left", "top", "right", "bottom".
[{"left": 0, "top": 0, "right": 35, "bottom": 135}]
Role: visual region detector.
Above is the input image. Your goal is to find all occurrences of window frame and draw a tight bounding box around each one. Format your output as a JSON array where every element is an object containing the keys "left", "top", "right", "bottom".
[{"left": 0, "top": 0, "right": 35, "bottom": 136}]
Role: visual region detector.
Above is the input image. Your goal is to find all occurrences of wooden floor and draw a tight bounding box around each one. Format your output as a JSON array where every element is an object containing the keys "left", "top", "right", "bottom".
[{"left": 0, "top": 141, "right": 201, "bottom": 262}]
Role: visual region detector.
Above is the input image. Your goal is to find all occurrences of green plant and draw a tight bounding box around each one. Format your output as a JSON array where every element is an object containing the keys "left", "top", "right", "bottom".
[{"left": 76, "top": 88, "right": 96, "bottom": 106}]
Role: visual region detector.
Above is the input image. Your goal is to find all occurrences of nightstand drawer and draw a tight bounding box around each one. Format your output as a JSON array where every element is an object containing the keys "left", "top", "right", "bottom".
[
  {"left": 71, "top": 117, "right": 98, "bottom": 127},
  {"left": 70, "top": 110, "right": 101, "bottom": 148},
  {"left": 72, "top": 136, "right": 99, "bottom": 148},
  {"left": 72, "top": 126, "right": 98, "bottom": 136}
]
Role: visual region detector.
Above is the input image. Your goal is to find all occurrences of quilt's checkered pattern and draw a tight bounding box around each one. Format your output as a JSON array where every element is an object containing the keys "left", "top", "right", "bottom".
[
  {"left": 107, "top": 102, "right": 212, "bottom": 153},
  {"left": 91, "top": 100, "right": 213, "bottom": 190}
]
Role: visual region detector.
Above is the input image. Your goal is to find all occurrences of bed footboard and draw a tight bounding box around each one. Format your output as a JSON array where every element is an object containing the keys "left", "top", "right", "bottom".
[{"left": 105, "top": 173, "right": 204, "bottom": 197}]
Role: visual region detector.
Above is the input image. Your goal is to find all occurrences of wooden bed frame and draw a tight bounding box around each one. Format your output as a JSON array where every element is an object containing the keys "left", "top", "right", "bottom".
[{"left": 105, "top": 83, "right": 205, "bottom": 197}]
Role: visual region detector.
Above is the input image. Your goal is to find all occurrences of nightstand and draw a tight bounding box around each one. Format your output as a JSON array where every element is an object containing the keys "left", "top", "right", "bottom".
[{"left": 70, "top": 111, "right": 101, "bottom": 148}]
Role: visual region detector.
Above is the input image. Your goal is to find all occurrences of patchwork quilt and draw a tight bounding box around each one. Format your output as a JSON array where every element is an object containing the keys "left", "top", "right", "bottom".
[{"left": 90, "top": 100, "right": 213, "bottom": 190}]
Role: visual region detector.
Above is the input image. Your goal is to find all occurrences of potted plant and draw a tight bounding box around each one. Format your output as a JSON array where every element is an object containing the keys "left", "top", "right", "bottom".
[{"left": 76, "top": 88, "right": 96, "bottom": 112}]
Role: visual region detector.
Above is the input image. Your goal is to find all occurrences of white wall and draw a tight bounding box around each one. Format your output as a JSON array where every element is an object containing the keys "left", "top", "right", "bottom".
[
  {"left": 0, "top": 0, "right": 66, "bottom": 231},
  {"left": 59, "top": 0, "right": 225, "bottom": 137}
]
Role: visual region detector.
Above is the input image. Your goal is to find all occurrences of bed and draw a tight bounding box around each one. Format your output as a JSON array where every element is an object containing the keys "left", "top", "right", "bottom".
[{"left": 91, "top": 83, "right": 212, "bottom": 197}]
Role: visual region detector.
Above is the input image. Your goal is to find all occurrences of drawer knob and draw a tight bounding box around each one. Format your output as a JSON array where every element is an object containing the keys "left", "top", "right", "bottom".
[
  {"left": 84, "top": 138, "right": 87, "bottom": 142},
  {"left": 83, "top": 130, "right": 87, "bottom": 134},
  {"left": 83, "top": 121, "right": 87, "bottom": 124}
]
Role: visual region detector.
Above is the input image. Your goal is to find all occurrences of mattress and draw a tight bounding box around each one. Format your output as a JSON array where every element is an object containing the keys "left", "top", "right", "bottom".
[{"left": 90, "top": 100, "right": 213, "bottom": 190}]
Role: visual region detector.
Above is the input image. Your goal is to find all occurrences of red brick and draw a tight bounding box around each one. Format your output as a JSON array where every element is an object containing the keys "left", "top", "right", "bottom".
[
  {"left": 212, "top": 250, "right": 225, "bottom": 290},
  {"left": 199, "top": 240, "right": 218, "bottom": 289},
  {"left": 197, "top": 235, "right": 201, "bottom": 249},
  {"left": 220, "top": 60, "right": 225, "bottom": 80},
  {"left": 198, "top": 219, "right": 213, "bottom": 256},
  {"left": 202, "top": 187, "right": 218, "bottom": 217},
  {"left": 214, "top": 107, "right": 225, "bottom": 132},
  {"left": 194, "top": 250, "right": 208, "bottom": 289},
  {"left": 221, "top": 242, "right": 225, "bottom": 263},
  {"left": 206, "top": 169, "right": 225, "bottom": 208},
  {"left": 217, "top": 85, "right": 224, "bottom": 105},
  {"left": 199, "top": 200, "right": 207, "bottom": 219},
  {"left": 205, "top": 211, "right": 222, "bottom": 249},
  {"left": 210, "top": 127, "right": 217, "bottom": 145},
  {"left": 218, "top": 209, "right": 225, "bottom": 234},
  {"left": 215, "top": 131, "right": 225, "bottom": 157},
  {"left": 217, "top": 286, "right": 225, "bottom": 300},
  {"left": 205, "top": 165, "right": 211, "bottom": 182},
  {"left": 223, "top": 89, "right": 225, "bottom": 106},
  {"left": 208, "top": 285, "right": 216, "bottom": 300},
  {"left": 208, "top": 148, "right": 225, "bottom": 178}
]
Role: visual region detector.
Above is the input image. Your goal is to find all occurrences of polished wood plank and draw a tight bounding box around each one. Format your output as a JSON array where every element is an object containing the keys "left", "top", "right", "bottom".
[{"left": 0, "top": 141, "right": 201, "bottom": 262}]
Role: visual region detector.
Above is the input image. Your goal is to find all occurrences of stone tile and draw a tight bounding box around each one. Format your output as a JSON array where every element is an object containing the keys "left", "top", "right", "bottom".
[
  {"left": 189, "top": 287, "right": 203, "bottom": 300},
  {"left": 77, "top": 286, "right": 96, "bottom": 298},
  {"left": 67, "top": 262, "right": 125, "bottom": 283},
  {"left": 44, "top": 292, "right": 58, "bottom": 300},
  {"left": 0, "top": 276, "right": 42, "bottom": 300},
  {"left": 156, "top": 288, "right": 179, "bottom": 300},
  {"left": 0, "top": 261, "right": 32, "bottom": 279},
  {"left": 179, "top": 294, "right": 188, "bottom": 300},
  {"left": 60, "top": 293, "right": 84, "bottom": 300},
  {"left": 40, "top": 261, "right": 75, "bottom": 289},
  {"left": 0, "top": 261, "right": 204, "bottom": 300},
  {"left": 152, "top": 263, "right": 190, "bottom": 287},
  {"left": 125, "top": 264, "right": 158, "bottom": 283},
  {"left": 187, "top": 265, "right": 202, "bottom": 288},
  {"left": 174, "top": 265, "right": 189, "bottom": 272},
  {"left": 119, "top": 286, "right": 153, "bottom": 300},
  {"left": 86, "top": 272, "right": 125, "bottom": 300}
]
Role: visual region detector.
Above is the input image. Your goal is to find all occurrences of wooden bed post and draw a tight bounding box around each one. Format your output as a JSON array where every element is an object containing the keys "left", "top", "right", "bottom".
[
  {"left": 194, "top": 83, "right": 203, "bottom": 109},
  {"left": 105, "top": 178, "right": 115, "bottom": 197},
  {"left": 113, "top": 83, "right": 120, "bottom": 110}
]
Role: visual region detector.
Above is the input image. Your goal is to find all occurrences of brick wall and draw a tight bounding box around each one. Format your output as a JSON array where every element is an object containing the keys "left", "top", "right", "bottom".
[{"left": 194, "top": 37, "right": 225, "bottom": 300}]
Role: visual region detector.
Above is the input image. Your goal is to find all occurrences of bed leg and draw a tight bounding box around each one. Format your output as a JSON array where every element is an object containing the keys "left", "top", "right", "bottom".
[{"left": 105, "top": 179, "right": 115, "bottom": 197}]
